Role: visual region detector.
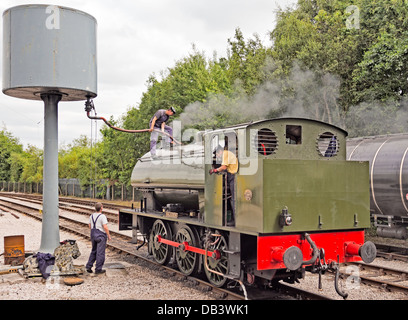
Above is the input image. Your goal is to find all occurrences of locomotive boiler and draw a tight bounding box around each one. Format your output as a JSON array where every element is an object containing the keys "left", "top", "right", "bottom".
[{"left": 119, "top": 118, "right": 376, "bottom": 298}]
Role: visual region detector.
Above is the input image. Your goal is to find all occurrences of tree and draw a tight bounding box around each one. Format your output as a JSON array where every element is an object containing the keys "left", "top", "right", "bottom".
[
  {"left": 59, "top": 135, "right": 98, "bottom": 189},
  {"left": 268, "top": 0, "right": 408, "bottom": 136},
  {"left": 352, "top": 0, "right": 408, "bottom": 103},
  {"left": 18, "top": 145, "right": 43, "bottom": 183},
  {"left": 98, "top": 118, "right": 134, "bottom": 185},
  {"left": 120, "top": 47, "right": 232, "bottom": 149},
  {"left": 353, "top": 34, "right": 408, "bottom": 102},
  {"left": 270, "top": 0, "right": 362, "bottom": 110},
  {"left": 226, "top": 28, "right": 272, "bottom": 94},
  {"left": 0, "top": 129, "right": 23, "bottom": 181}
]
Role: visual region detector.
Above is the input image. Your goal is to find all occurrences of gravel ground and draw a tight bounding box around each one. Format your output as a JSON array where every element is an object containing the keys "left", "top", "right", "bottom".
[
  {"left": 288, "top": 263, "right": 408, "bottom": 300},
  {"left": 0, "top": 209, "right": 216, "bottom": 300},
  {"left": 1, "top": 208, "right": 408, "bottom": 300}
]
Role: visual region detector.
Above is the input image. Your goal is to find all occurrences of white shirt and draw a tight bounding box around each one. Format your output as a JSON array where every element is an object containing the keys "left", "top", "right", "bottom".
[{"left": 89, "top": 212, "right": 108, "bottom": 233}]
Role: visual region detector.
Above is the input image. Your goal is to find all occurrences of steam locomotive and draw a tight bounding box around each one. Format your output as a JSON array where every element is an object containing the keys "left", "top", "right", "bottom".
[{"left": 119, "top": 117, "right": 376, "bottom": 297}]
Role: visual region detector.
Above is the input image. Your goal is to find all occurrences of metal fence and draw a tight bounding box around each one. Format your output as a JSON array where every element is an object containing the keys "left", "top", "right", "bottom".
[{"left": 0, "top": 179, "right": 140, "bottom": 202}]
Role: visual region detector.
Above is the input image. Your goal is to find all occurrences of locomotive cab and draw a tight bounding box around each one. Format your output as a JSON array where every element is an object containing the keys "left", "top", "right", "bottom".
[
  {"left": 204, "top": 118, "right": 370, "bottom": 234},
  {"left": 204, "top": 129, "right": 239, "bottom": 227}
]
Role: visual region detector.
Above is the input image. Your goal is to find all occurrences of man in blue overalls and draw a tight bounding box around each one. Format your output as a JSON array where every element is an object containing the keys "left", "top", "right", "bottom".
[{"left": 86, "top": 203, "right": 111, "bottom": 274}]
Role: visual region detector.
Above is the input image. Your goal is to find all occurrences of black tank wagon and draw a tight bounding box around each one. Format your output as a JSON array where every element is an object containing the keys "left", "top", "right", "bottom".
[{"left": 347, "top": 133, "right": 408, "bottom": 239}]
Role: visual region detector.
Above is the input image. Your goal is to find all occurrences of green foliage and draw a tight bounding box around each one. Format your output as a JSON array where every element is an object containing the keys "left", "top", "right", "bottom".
[
  {"left": 269, "top": 0, "right": 408, "bottom": 135},
  {"left": 0, "top": 129, "right": 23, "bottom": 181},
  {"left": 17, "top": 145, "right": 43, "bottom": 183},
  {"left": 226, "top": 28, "right": 272, "bottom": 94},
  {"left": 97, "top": 115, "right": 139, "bottom": 185},
  {"left": 58, "top": 135, "right": 96, "bottom": 188},
  {"left": 0, "top": 130, "right": 43, "bottom": 183},
  {"left": 270, "top": 0, "right": 362, "bottom": 108},
  {"left": 348, "top": 0, "right": 408, "bottom": 104},
  {"left": 353, "top": 32, "right": 408, "bottom": 102}
]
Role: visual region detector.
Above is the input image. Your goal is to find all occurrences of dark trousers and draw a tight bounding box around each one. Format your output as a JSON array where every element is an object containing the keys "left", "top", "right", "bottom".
[
  {"left": 227, "top": 172, "right": 236, "bottom": 223},
  {"left": 86, "top": 229, "right": 107, "bottom": 271}
]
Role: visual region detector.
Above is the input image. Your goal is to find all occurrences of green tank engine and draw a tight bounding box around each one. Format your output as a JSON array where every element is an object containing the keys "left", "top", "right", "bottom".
[{"left": 119, "top": 118, "right": 376, "bottom": 297}]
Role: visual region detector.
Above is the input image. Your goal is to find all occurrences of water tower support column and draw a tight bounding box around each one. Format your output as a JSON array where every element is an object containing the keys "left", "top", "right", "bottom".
[{"left": 39, "top": 93, "right": 61, "bottom": 253}]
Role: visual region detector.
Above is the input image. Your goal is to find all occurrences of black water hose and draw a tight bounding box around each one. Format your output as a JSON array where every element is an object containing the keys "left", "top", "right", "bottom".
[
  {"left": 85, "top": 99, "right": 181, "bottom": 144},
  {"left": 333, "top": 263, "right": 348, "bottom": 299},
  {"left": 301, "top": 233, "right": 319, "bottom": 266},
  {"left": 301, "top": 233, "right": 349, "bottom": 299},
  {"left": 86, "top": 110, "right": 151, "bottom": 133},
  {"left": 136, "top": 236, "right": 146, "bottom": 251}
]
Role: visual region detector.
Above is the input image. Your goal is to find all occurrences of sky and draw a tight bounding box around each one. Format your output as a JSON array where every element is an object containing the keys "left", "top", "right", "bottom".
[{"left": 0, "top": 0, "right": 297, "bottom": 149}]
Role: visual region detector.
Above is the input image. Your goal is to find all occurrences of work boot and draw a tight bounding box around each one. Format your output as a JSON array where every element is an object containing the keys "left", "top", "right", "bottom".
[{"left": 95, "top": 269, "right": 106, "bottom": 274}]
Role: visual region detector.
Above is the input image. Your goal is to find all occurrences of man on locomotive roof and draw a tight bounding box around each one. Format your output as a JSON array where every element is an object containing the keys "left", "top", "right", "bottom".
[
  {"left": 209, "top": 145, "right": 238, "bottom": 226},
  {"left": 149, "top": 107, "right": 176, "bottom": 157}
]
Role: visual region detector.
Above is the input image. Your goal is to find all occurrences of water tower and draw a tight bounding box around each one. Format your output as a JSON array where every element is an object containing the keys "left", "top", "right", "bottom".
[{"left": 2, "top": 5, "right": 97, "bottom": 253}]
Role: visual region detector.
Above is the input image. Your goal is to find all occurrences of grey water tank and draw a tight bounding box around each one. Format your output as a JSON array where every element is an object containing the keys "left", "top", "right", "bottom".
[{"left": 2, "top": 4, "right": 97, "bottom": 101}]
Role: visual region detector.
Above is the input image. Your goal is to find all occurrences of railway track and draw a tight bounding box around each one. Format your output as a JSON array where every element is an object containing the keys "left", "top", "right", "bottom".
[
  {"left": 0, "top": 192, "right": 124, "bottom": 223},
  {"left": 374, "top": 243, "right": 408, "bottom": 263},
  {"left": 0, "top": 192, "right": 131, "bottom": 210},
  {"left": 343, "top": 261, "right": 408, "bottom": 295},
  {"left": 337, "top": 241, "right": 408, "bottom": 296},
  {"left": 0, "top": 192, "right": 329, "bottom": 300}
]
